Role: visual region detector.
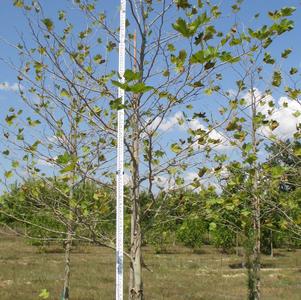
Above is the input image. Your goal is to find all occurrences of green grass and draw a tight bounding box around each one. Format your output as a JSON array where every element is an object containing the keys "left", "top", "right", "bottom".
[{"left": 0, "top": 235, "right": 300, "bottom": 299}]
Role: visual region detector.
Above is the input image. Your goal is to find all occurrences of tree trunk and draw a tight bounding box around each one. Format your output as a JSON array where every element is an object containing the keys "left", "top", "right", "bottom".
[
  {"left": 129, "top": 204, "right": 143, "bottom": 299},
  {"left": 251, "top": 196, "right": 261, "bottom": 300},
  {"left": 249, "top": 86, "right": 261, "bottom": 300},
  {"left": 129, "top": 89, "right": 143, "bottom": 299},
  {"left": 236, "top": 232, "right": 239, "bottom": 256},
  {"left": 62, "top": 107, "right": 77, "bottom": 300},
  {"left": 270, "top": 230, "right": 273, "bottom": 258},
  {"left": 62, "top": 227, "right": 72, "bottom": 300},
  {"left": 128, "top": 25, "right": 145, "bottom": 298}
]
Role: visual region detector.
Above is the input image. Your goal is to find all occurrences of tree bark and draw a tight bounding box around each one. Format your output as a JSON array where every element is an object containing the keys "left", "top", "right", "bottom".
[
  {"left": 62, "top": 226, "right": 72, "bottom": 300},
  {"left": 270, "top": 230, "right": 273, "bottom": 258},
  {"left": 249, "top": 86, "right": 261, "bottom": 300},
  {"left": 251, "top": 195, "right": 261, "bottom": 300},
  {"left": 62, "top": 105, "right": 77, "bottom": 300},
  {"left": 129, "top": 92, "right": 143, "bottom": 300}
]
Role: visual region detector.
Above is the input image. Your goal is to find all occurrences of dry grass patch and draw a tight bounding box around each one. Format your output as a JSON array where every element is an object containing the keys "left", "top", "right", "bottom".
[{"left": 0, "top": 235, "right": 300, "bottom": 299}]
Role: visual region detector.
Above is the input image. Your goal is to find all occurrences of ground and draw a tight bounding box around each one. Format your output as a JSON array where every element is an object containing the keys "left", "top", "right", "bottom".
[{"left": 0, "top": 235, "right": 300, "bottom": 300}]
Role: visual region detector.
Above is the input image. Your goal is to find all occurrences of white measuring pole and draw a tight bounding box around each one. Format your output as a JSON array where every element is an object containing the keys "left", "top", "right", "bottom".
[{"left": 116, "top": 0, "right": 126, "bottom": 299}]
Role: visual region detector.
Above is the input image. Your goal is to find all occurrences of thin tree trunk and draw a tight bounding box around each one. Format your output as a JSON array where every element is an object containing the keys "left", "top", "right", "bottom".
[
  {"left": 236, "top": 232, "right": 239, "bottom": 256},
  {"left": 62, "top": 105, "right": 77, "bottom": 300},
  {"left": 252, "top": 195, "right": 261, "bottom": 300},
  {"left": 270, "top": 230, "right": 273, "bottom": 258},
  {"left": 129, "top": 203, "right": 143, "bottom": 299},
  {"left": 62, "top": 226, "right": 72, "bottom": 300},
  {"left": 249, "top": 86, "right": 261, "bottom": 300},
  {"left": 129, "top": 90, "right": 143, "bottom": 299},
  {"left": 129, "top": 28, "right": 144, "bottom": 299}
]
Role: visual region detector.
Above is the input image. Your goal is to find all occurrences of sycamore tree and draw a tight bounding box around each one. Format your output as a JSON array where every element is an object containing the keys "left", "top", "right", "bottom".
[
  {"left": 1, "top": 1, "right": 299, "bottom": 300},
  {"left": 204, "top": 6, "right": 299, "bottom": 299},
  {"left": 31, "top": 1, "right": 253, "bottom": 298},
  {"left": 1, "top": 2, "right": 116, "bottom": 299},
  {"left": 109, "top": 1, "right": 266, "bottom": 298}
]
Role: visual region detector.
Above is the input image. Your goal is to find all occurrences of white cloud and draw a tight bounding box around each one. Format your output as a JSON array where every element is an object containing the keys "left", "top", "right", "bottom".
[
  {"left": 244, "top": 89, "right": 301, "bottom": 139},
  {"left": 145, "top": 111, "right": 232, "bottom": 150},
  {"left": 153, "top": 175, "right": 176, "bottom": 190},
  {"left": 47, "top": 135, "right": 69, "bottom": 145},
  {"left": 185, "top": 171, "right": 199, "bottom": 182},
  {"left": 0, "top": 82, "right": 20, "bottom": 92},
  {"left": 124, "top": 172, "right": 131, "bottom": 185},
  {"left": 36, "top": 157, "right": 57, "bottom": 166},
  {"left": 266, "top": 96, "right": 301, "bottom": 139},
  {"left": 159, "top": 111, "right": 185, "bottom": 131},
  {"left": 188, "top": 118, "right": 232, "bottom": 151},
  {"left": 145, "top": 111, "right": 185, "bottom": 133}
]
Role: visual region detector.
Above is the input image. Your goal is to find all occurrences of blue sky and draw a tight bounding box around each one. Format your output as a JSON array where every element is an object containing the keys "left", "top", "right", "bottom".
[
  {"left": 1, "top": 0, "right": 301, "bottom": 87},
  {"left": 0, "top": 0, "right": 301, "bottom": 189}
]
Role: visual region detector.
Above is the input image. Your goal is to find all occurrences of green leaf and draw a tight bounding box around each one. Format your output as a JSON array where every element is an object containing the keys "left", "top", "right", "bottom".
[
  {"left": 59, "top": 163, "right": 76, "bottom": 174},
  {"left": 154, "top": 150, "right": 164, "bottom": 158},
  {"left": 111, "top": 80, "right": 128, "bottom": 90},
  {"left": 233, "top": 131, "right": 246, "bottom": 142},
  {"left": 209, "top": 222, "right": 217, "bottom": 231},
  {"left": 4, "top": 171, "right": 13, "bottom": 179},
  {"left": 34, "top": 61, "right": 43, "bottom": 73},
  {"left": 26, "top": 140, "right": 41, "bottom": 153},
  {"left": 280, "top": 7, "right": 296, "bottom": 17},
  {"left": 93, "top": 54, "right": 105, "bottom": 64},
  {"left": 219, "top": 51, "right": 240, "bottom": 63},
  {"left": 171, "top": 50, "right": 187, "bottom": 72},
  {"left": 124, "top": 69, "right": 140, "bottom": 82},
  {"left": 198, "top": 167, "right": 207, "bottom": 178},
  {"left": 56, "top": 152, "right": 72, "bottom": 164},
  {"left": 269, "top": 120, "right": 279, "bottom": 131},
  {"left": 5, "top": 114, "right": 17, "bottom": 125},
  {"left": 162, "top": 70, "right": 170, "bottom": 77},
  {"left": 263, "top": 52, "right": 275, "bottom": 64},
  {"left": 60, "top": 88, "right": 70, "bottom": 98},
  {"left": 272, "top": 70, "right": 282, "bottom": 87},
  {"left": 281, "top": 48, "right": 292, "bottom": 58},
  {"left": 168, "top": 167, "right": 177, "bottom": 175},
  {"left": 42, "top": 18, "right": 54, "bottom": 31},
  {"left": 167, "top": 44, "right": 176, "bottom": 52},
  {"left": 245, "top": 154, "right": 257, "bottom": 164},
  {"left": 58, "top": 10, "right": 66, "bottom": 21},
  {"left": 270, "top": 165, "right": 285, "bottom": 177},
  {"left": 109, "top": 98, "right": 126, "bottom": 110},
  {"left": 129, "top": 82, "right": 153, "bottom": 93},
  {"left": 268, "top": 7, "right": 296, "bottom": 20},
  {"left": 2, "top": 150, "right": 9, "bottom": 156},
  {"left": 190, "top": 47, "right": 218, "bottom": 64},
  {"left": 106, "top": 41, "right": 116, "bottom": 52},
  {"left": 242, "top": 143, "right": 253, "bottom": 153},
  {"left": 293, "top": 111, "right": 301, "bottom": 118},
  {"left": 39, "top": 289, "right": 50, "bottom": 299},
  {"left": 13, "top": 0, "right": 24, "bottom": 7},
  {"left": 289, "top": 67, "right": 298, "bottom": 75},
  {"left": 170, "top": 143, "right": 182, "bottom": 154},
  {"left": 27, "top": 117, "right": 41, "bottom": 127},
  {"left": 293, "top": 144, "right": 301, "bottom": 156},
  {"left": 11, "top": 161, "right": 19, "bottom": 168},
  {"left": 226, "top": 118, "right": 241, "bottom": 131},
  {"left": 172, "top": 18, "right": 192, "bottom": 37},
  {"left": 175, "top": 0, "right": 191, "bottom": 10},
  {"left": 175, "top": 176, "right": 184, "bottom": 185},
  {"left": 241, "top": 209, "right": 250, "bottom": 217}
]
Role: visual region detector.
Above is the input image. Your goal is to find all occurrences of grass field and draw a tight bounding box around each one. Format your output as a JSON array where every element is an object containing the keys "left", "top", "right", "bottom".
[{"left": 0, "top": 235, "right": 300, "bottom": 300}]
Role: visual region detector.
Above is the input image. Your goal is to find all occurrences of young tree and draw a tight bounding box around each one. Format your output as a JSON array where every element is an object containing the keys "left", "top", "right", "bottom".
[
  {"left": 1, "top": 2, "right": 117, "bottom": 299},
  {"left": 2, "top": 1, "right": 298, "bottom": 300},
  {"left": 208, "top": 10, "right": 298, "bottom": 296}
]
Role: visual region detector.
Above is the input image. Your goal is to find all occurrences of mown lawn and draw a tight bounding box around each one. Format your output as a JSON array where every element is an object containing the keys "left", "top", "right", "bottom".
[{"left": 0, "top": 235, "right": 300, "bottom": 299}]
